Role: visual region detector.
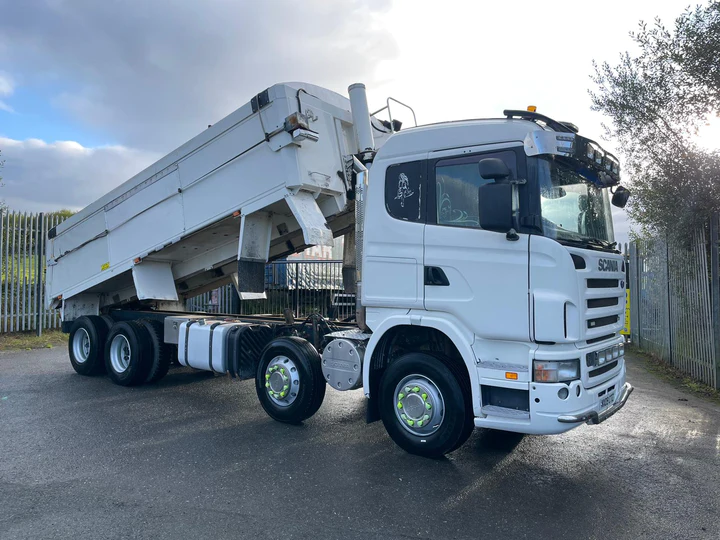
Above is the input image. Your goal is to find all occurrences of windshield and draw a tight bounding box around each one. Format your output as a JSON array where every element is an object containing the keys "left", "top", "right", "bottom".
[{"left": 535, "top": 157, "right": 615, "bottom": 247}]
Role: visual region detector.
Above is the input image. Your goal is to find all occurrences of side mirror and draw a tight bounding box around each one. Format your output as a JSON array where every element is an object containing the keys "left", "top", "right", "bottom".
[
  {"left": 612, "top": 185, "right": 630, "bottom": 208},
  {"left": 478, "top": 158, "right": 511, "bottom": 180},
  {"left": 478, "top": 183, "right": 513, "bottom": 232}
]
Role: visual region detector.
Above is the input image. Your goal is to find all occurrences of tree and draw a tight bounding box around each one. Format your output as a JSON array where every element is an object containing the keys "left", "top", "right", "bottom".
[
  {"left": 590, "top": 1, "right": 720, "bottom": 241},
  {"left": 47, "top": 209, "right": 76, "bottom": 221}
]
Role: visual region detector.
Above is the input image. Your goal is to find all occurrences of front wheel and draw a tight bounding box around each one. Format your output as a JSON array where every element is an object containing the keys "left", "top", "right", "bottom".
[
  {"left": 379, "top": 353, "right": 473, "bottom": 458},
  {"left": 255, "top": 337, "right": 326, "bottom": 424}
]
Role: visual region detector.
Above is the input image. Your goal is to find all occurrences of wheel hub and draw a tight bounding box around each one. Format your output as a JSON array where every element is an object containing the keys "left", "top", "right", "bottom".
[
  {"left": 269, "top": 371, "right": 287, "bottom": 393},
  {"left": 264, "top": 355, "right": 300, "bottom": 407},
  {"left": 394, "top": 375, "right": 445, "bottom": 436},
  {"left": 109, "top": 334, "right": 131, "bottom": 374},
  {"left": 72, "top": 328, "right": 91, "bottom": 364},
  {"left": 403, "top": 393, "right": 426, "bottom": 418}
]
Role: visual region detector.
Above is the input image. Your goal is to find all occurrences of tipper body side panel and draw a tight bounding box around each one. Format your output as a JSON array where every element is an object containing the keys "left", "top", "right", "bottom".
[{"left": 47, "top": 83, "right": 361, "bottom": 309}]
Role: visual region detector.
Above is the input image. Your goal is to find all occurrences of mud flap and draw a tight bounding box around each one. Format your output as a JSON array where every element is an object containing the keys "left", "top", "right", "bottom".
[{"left": 237, "top": 212, "right": 272, "bottom": 295}]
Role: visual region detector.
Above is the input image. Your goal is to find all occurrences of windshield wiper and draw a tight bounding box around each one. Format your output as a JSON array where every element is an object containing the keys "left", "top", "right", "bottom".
[
  {"left": 586, "top": 237, "right": 618, "bottom": 251},
  {"left": 554, "top": 237, "right": 616, "bottom": 252}
]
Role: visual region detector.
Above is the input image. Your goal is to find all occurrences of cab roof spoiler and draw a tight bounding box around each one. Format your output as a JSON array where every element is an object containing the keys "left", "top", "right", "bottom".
[{"left": 503, "top": 110, "right": 579, "bottom": 134}]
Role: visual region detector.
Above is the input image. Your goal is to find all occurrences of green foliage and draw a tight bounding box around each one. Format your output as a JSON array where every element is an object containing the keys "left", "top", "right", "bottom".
[
  {"left": 590, "top": 2, "right": 720, "bottom": 241},
  {"left": 47, "top": 209, "right": 75, "bottom": 220}
]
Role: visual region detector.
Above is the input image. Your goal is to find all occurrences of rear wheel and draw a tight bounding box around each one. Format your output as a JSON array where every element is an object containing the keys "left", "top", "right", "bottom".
[
  {"left": 379, "top": 353, "right": 473, "bottom": 458},
  {"left": 138, "top": 319, "right": 171, "bottom": 383},
  {"left": 67, "top": 316, "right": 108, "bottom": 376},
  {"left": 255, "top": 337, "right": 326, "bottom": 424},
  {"left": 104, "top": 321, "right": 153, "bottom": 386}
]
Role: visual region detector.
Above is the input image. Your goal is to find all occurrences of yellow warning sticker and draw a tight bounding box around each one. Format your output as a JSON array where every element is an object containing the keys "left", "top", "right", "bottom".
[
  {"left": 101, "top": 262, "right": 110, "bottom": 271},
  {"left": 620, "top": 289, "right": 630, "bottom": 335}
]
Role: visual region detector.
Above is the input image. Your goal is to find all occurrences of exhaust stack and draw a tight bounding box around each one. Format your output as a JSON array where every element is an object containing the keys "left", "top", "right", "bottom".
[
  {"left": 348, "top": 83, "right": 375, "bottom": 157},
  {"left": 347, "top": 83, "right": 375, "bottom": 331}
]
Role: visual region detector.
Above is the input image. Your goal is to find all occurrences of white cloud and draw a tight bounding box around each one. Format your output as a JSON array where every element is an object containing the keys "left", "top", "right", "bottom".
[
  {"left": 0, "top": 71, "right": 15, "bottom": 113},
  {"left": 0, "top": 0, "right": 397, "bottom": 152},
  {"left": 0, "top": 137, "right": 160, "bottom": 212}
]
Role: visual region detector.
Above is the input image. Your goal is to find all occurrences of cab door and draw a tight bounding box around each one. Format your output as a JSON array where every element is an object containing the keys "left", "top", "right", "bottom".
[{"left": 423, "top": 144, "right": 530, "bottom": 342}]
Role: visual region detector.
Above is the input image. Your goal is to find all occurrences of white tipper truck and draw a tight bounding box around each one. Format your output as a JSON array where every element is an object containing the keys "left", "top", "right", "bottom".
[{"left": 48, "top": 82, "right": 633, "bottom": 457}]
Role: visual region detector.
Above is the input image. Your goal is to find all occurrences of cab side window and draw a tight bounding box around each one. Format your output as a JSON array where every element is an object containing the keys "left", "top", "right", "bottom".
[
  {"left": 435, "top": 151, "right": 517, "bottom": 228},
  {"left": 385, "top": 161, "right": 424, "bottom": 223}
]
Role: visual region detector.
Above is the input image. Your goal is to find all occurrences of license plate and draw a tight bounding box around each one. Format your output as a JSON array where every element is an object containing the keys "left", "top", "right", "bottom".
[{"left": 600, "top": 392, "right": 615, "bottom": 410}]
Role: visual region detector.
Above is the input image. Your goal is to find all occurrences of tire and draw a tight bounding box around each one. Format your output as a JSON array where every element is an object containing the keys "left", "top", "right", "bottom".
[
  {"left": 100, "top": 315, "right": 114, "bottom": 331},
  {"left": 104, "top": 321, "right": 153, "bottom": 386},
  {"left": 67, "top": 315, "right": 108, "bottom": 376},
  {"left": 379, "top": 352, "right": 473, "bottom": 458},
  {"left": 444, "top": 357, "right": 475, "bottom": 452},
  {"left": 139, "top": 319, "right": 171, "bottom": 384},
  {"left": 255, "top": 337, "right": 326, "bottom": 424}
]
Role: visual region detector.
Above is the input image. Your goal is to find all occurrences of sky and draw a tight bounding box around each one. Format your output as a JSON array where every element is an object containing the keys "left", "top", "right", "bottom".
[{"left": 0, "top": 0, "right": 707, "bottom": 246}]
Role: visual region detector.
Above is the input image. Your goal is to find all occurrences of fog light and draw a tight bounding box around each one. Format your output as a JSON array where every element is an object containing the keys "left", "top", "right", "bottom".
[{"left": 557, "top": 387, "right": 569, "bottom": 400}]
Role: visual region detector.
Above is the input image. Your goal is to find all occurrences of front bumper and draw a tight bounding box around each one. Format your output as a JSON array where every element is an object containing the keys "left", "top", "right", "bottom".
[
  {"left": 474, "top": 361, "right": 630, "bottom": 435},
  {"left": 558, "top": 382, "right": 633, "bottom": 424}
]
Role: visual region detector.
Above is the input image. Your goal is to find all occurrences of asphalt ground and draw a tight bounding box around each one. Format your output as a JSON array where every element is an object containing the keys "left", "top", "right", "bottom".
[{"left": 1, "top": 346, "right": 718, "bottom": 540}]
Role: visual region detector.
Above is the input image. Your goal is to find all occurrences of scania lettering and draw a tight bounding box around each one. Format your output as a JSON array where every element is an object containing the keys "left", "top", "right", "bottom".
[
  {"left": 598, "top": 259, "right": 619, "bottom": 272},
  {"left": 48, "top": 82, "right": 633, "bottom": 457}
]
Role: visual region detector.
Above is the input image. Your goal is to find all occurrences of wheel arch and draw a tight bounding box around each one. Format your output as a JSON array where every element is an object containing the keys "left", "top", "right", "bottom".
[{"left": 363, "top": 314, "right": 481, "bottom": 421}]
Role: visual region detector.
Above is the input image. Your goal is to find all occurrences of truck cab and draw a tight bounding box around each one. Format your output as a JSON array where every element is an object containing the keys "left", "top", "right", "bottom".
[{"left": 356, "top": 110, "right": 631, "bottom": 451}]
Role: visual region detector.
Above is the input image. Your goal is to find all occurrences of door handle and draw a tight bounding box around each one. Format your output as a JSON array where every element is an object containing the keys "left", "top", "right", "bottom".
[{"left": 424, "top": 266, "right": 450, "bottom": 286}]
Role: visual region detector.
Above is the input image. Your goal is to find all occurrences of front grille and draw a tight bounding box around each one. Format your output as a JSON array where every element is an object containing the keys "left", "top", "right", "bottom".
[
  {"left": 590, "top": 360, "right": 618, "bottom": 378},
  {"left": 587, "top": 315, "right": 619, "bottom": 329},
  {"left": 587, "top": 333, "right": 617, "bottom": 345},
  {"left": 587, "top": 297, "right": 619, "bottom": 309},
  {"left": 568, "top": 248, "right": 625, "bottom": 350},
  {"left": 587, "top": 278, "right": 619, "bottom": 288}
]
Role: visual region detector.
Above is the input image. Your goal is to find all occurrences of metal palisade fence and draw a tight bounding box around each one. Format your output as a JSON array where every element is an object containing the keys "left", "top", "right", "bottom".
[
  {"left": 0, "top": 207, "right": 351, "bottom": 336},
  {"left": 0, "top": 211, "right": 64, "bottom": 334},
  {"left": 186, "top": 260, "right": 354, "bottom": 321},
  {"left": 628, "top": 216, "right": 720, "bottom": 389}
]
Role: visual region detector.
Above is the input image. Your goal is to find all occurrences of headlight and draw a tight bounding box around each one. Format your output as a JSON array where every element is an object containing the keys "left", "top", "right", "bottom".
[{"left": 533, "top": 360, "right": 580, "bottom": 383}]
